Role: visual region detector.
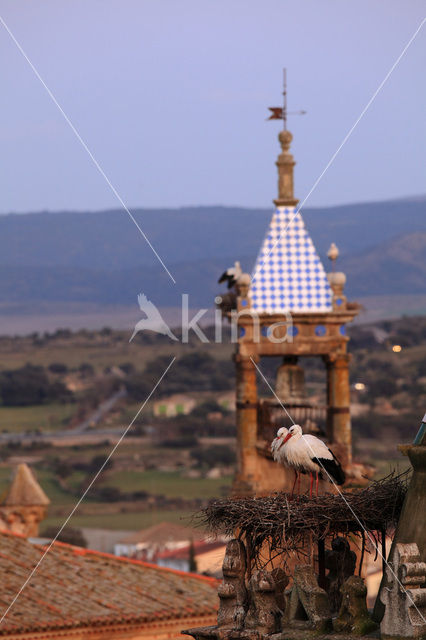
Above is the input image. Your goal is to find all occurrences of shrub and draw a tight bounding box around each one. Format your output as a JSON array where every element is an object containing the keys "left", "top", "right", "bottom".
[
  {"left": 190, "top": 444, "right": 236, "bottom": 468},
  {"left": 41, "top": 526, "right": 87, "bottom": 547},
  {"left": 48, "top": 362, "right": 68, "bottom": 374},
  {"left": 0, "top": 364, "right": 71, "bottom": 406}
]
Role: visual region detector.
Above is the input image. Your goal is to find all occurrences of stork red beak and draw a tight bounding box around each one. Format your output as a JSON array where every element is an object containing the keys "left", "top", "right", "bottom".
[{"left": 282, "top": 433, "right": 292, "bottom": 445}]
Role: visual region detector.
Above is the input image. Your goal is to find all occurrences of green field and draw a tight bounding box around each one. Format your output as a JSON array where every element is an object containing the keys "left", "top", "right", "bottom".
[
  {"left": 43, "top": 508, "right": 197, "bottom": 531},
  {"left": 0, "top": 334, "right": 231, "bottom": 373},
  {"left": 0, "top": 403, "right": 75, "bottom": 433},
  {"left": 100, "top": 469, "right": 232, "bottom": 498}
]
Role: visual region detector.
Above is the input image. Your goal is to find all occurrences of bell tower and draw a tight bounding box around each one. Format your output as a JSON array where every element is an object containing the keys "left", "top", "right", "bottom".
[{"left": 224, "top": 81, "right": 361, "bottom": 496}]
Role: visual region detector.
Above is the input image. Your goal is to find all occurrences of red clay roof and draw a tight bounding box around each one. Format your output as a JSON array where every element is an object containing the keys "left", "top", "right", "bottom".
[
  {"left": 157, "top": 541, "right": 226, "bottom": 561},
  {"left": 119, "top": 521, "right": 207, "bottom": 546},
  {"left": 0, "top": 530, "right": 218, "bottom": 635}
]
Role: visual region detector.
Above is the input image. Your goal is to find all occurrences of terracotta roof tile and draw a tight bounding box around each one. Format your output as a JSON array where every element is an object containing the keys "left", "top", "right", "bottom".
[
  {"left": 157, "top": 541, "right": 226, "bottom": 561},
  {"left": 0, "top": 530, "right": 218, "bottom": 635},
  {"left": 119, "top": 522, "right": 206, "bottom": 546}
]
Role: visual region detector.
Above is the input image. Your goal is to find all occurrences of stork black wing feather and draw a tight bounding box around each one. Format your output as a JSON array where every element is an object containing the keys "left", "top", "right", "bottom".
[
  {"left": 227, "top": 277, "right": 236, "bottom": 289},
  {"left": 311, "top": 457, "right": 345, "bottom": 485},
  {"left": 218, "top": 271, "right": 228, "bottom": 284}
]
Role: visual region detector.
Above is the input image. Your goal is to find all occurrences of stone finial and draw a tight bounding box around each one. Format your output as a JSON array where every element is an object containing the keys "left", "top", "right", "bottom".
[
  {"left": 326, "top": 243, "right": 347, "bottom": 310},
  {"left": 380, "top": 542, "right": 426, "bottom": 639},
  {"left": 245, "top": 569, "right": 282, "bottom": 634},
  {"left": 327, "top": 271, "right": 347, "bottom": 310},
  {"left": 327, "top": 242, "right": 339, "bottom": 264},
  {"left": 325, "top": 537, "right": 357, "bottom": 612},
  {"left": 236, "top": 273, "right": 251, "bottom": 299},
  {"left": 217, "top": 539, "right": 248, "bottom": 630},
  {"left": 333, "top": 576, "right": 378, "bottom": 635},
  {"left": 273, "top": 129, "right": 298, "bottom": 207},
  {"left": 284, "top": 564, "right": 331, "bottom": 632}
]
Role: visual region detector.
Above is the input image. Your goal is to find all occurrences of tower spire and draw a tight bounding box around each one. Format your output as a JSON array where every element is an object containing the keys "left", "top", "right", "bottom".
[{"left": 267, "top": 70, "right": 304, "bottom": 207}]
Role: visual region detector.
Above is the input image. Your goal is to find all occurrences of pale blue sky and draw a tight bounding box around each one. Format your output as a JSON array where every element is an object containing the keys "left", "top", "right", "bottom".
[{"left": 0, "top": 1, "right": 425, "bottom": 212}]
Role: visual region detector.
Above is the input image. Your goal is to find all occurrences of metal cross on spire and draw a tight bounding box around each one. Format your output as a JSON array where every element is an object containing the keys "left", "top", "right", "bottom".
[{"left": 267, "top": 68, "right": 306, "bottom": 130}]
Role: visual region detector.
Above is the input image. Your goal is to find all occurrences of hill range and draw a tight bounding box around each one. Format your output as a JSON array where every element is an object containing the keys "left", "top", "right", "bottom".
[{"left": 0, "top": 197, "right": 425, "bottom": 332}]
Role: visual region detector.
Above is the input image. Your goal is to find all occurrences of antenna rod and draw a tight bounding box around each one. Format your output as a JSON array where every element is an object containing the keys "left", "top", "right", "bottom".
[{"left": 283, "top": 68, "right": 287, "bottom": 131}]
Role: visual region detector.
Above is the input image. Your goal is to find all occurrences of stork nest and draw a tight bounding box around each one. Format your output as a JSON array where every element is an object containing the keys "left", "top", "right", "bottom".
[{"left": 195, "top": 471, "right": 408, "bottom": 566}]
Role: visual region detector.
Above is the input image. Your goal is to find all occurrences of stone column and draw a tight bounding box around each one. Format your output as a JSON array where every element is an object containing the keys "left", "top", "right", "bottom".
[
  {"left": 326, "top": 355, "right": 352, "bottom": 466},
  {"left": 233, "top": 354, "right": 258, "bottom": 495},
  {"left": 273, "top": 130, "right": 299, "bottom": 208}
]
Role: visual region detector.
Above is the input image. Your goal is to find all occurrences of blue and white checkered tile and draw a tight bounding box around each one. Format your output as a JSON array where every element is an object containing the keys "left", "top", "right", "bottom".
[{"left": 249, "top": 207, "right": 332, "bottom": 313}]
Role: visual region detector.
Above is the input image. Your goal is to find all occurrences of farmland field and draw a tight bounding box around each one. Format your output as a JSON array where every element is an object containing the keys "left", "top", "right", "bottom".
[
  {"left": 99, "top": 469, "right": 232, "bottom": 499},
  {"left": 0, "top": 403, "right": 75, "bottom": 433}
]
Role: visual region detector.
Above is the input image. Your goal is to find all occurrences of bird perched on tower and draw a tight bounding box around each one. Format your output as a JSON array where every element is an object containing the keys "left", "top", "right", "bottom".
[
  {"left": 271, "top": 424, "right": 345, "bottom": 497},
  {"left": 218, "top": 261, "right": 242, "bottom": 289}
]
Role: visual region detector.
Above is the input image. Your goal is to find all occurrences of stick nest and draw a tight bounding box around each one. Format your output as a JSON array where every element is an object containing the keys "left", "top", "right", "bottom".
[{"left": 195, "top": 472, "right": 408, "bottom": 563}]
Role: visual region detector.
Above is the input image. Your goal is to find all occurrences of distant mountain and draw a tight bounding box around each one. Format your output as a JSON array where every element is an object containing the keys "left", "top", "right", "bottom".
[
  {"left": 340, "top": 232, "right": 426, "bottom": 296},
  {"left": 0, "top": 233, "right": 424, "bottom": 310},
  {"left": 0, "top": 198, "right": 425, "bottom": 271},
  {"left": 0, "top": 198, "right": 424, "bottom": 312}
]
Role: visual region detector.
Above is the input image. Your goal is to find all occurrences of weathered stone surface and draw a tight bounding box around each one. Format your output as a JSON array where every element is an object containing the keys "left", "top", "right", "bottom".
[
  {"left": 217, "top": 539, "right": 248, "bottom": 631},
  {"left": 284, "top": 564, "right": 331, "bottom": 632},
  {"left": 333, "top": 576, "right": 377, "bottom": 635},
  {"left": 245, "top": 569, "right": 282, "bottom": 634},
  {"left": 271, "top": 567, "right": 289, "bottom": 613},
  {"left": 325, "top": 537, "right": 357, "bottom": 612},
  {"left": 380, "top": 542, "right": 426, "bottom": 639}
]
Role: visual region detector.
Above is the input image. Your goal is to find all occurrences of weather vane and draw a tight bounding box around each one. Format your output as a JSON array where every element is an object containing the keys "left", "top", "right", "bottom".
[{"left": 267, "top": 68, "right": 306, "bottom": 130}]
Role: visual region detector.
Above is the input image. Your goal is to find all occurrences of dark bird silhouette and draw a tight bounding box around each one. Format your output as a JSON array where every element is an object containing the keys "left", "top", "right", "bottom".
[{"left": 218, "top": 261, "right": 242, "bottom": 289}]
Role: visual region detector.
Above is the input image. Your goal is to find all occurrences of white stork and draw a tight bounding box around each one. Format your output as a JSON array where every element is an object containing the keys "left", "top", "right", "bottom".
[
  {"left": 271, "top": 426, "right": 303, "bottom": 495},
  {"left": 218, "top": 261, "right": 242, "bottom": 289},
  {"left": 271, "top": 426, "right": 288, "bottom": 463},
  {"left": 272, "top": 424, "right": 345, "bottom": 497}
]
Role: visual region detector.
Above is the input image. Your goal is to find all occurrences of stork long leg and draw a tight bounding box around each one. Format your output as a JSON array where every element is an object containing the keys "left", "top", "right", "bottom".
[
  {"left": 291, "top": 470, "right": 298, "bottom": 497},
  {"left": 309, "top": 473, "right": 313, "bottom": 498},
  {"left": 315, "top": 472, "right": 319, "bottom": 497},
  {"left": 297, "top": 472, "right": 301, "bottom": 496}
]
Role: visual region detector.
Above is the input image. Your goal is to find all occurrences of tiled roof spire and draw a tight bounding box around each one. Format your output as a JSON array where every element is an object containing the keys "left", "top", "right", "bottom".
[
  {"left": 3, "top": 463, "right": 50, "bottom": 506},
  {"left": 250, "top": 130, "right": 332, "bottom": 314}
]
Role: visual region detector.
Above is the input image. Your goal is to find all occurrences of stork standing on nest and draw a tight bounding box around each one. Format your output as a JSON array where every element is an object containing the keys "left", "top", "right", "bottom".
[
  {"left": 272, "top": 424, "right": 345, "bottom": 497},
  {"left": 271, "top": 426, "right": 288, "bottom": 463},
  {"left": 218, "top": 261, "right": 242, "bottom": 289}
]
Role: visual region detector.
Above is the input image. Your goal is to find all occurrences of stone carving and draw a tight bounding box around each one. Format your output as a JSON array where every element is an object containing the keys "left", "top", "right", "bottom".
[
  {"left": 333, "top": 576, "right": 378, "bottom": 635},
  {"left": 245, "top": 569, "right": 282, "bottom": 635},
  {"left": 217, "top": 539, "right": 248, "bottom": 631},
  {"left": 380, "top": 542, "right": 426, "bottom": 639},
  {"left": 271, "top": 567, "right": 289, "bottom": 613},
  {"left": 284, "top": 564, "right": 331, "bottom": 632},
  {"left": 325, "top": 536, "right": 357, "bottom": 612}
]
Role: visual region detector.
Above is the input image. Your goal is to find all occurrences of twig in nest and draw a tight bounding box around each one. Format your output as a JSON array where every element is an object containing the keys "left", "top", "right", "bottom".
[{"left": 194, "top": 471, "right": 408, "bottom": 568}]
